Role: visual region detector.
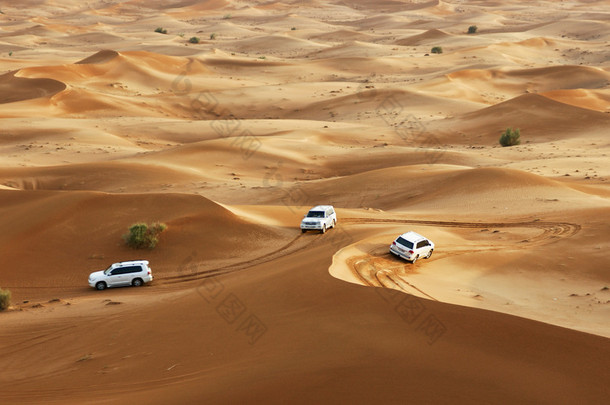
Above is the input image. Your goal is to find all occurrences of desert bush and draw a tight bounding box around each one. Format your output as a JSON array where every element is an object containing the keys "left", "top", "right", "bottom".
[
  {"left": 223, "top": 14, "right": 232, "bottom": 19},
  {"left": 123, "top": 222, "right": 167, "bottom": 249},
  {"left": 291, "top": 27, "right": 296, "bottom": 31},
  {"left": 499, "top": 127, "right": 521, "bottom": 147},
  {"left": 155, "top": 27, "right": 167, "bottom": 34},
  {"left": 210, "top": 32, "right": 216, "bottom": 40},
  {"left": 0, "top": 287, "right": 11, "bottom": 311},
  {"left": 468, "top": 25, "right": 478, "bottom": 34},
  {"left": 189, "top": 36, "right": 200, "bottom": 44},
  {"left": 431, "top": 46, "right": 443, "bottom": 54}
]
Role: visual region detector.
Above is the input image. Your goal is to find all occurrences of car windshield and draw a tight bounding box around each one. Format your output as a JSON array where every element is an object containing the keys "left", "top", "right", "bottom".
[
  {"left": 396, "top": 237, "right": 414, "bottom": 249},
  {"left": 306, "top": 211, "right": 325, "bottom": 218},
  {"left": 103, "top": 266, "right": 113, "bottom": 275}
]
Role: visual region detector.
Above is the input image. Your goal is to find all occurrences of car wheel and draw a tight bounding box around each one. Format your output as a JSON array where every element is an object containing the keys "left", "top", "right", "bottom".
[
  {"left": 425, "top": 249, "right": 433, "bottom": 259},
  {"left": 332, "top": 219, "right": 336, "bottom": 228},
  {"left": 132, "top": 278, "right": 143, "bottom": 287},
  {"left": 301, "top": 229, "right": 306, "bottom": 233},
  {"left": 411, "top": 255, "right": 419, "bottom": 263},
  {"left": 321, "top": 224, "right": 326, "bottom": 234},
  {"left": 96, "top": 282, "right": 107, "bottom": 291}
]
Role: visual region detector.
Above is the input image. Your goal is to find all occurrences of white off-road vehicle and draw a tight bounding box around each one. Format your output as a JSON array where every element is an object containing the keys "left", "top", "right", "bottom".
[
  {"left": 88, "top": 260, "right": 153, "bottom": 290},
  {"left": 300, "top": 205, "right": 337, "bottom": 234},
  {"left": 389, "top": 231, "right": 434, "bottom": 263}
]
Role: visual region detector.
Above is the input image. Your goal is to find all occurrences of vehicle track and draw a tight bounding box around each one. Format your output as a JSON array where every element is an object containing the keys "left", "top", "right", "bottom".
[
  {"left": 157, "top": 232, "right": 318, "bottom": 286},
  {"left": 342, "top": 217, "right": 581, "bottom": 300},
  {"left": 157, "top": 217, "right": 580, "bottom": 290},
  {"left": 341, "top": 217, "right": 580, "bottom": 243}
]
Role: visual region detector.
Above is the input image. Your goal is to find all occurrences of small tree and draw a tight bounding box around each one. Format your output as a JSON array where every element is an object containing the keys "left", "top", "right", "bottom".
[
  {"left": 499, "top": 128, "right": 521, "bottom": 146},
  {"left": 189, "top": 36, "right": 200, "bottom": 44},
  {"left": 468, "top": 25, "right": 478, "bottom": 34},
  {"left": 210, "top": 32, "right": 216, "bottom": 40},
  {"left": 0, "top": 287, "right": 11, "bottom": 311},
  {"left": 155, "top": 27, "right": 167, "bottom": 34},
  {"left": 123, "top": 222, "right": 167, "bottom": 249},
  {"left": 431, "top": 46, "right": 443, "bottom": 54}
]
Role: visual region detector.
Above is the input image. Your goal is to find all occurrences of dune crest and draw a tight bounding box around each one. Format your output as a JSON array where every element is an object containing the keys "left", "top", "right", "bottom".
[
  {"left": 75, "top": 49, "right": 121, "bottom": 64},
  {"left": 0, "top": 72, "right": 66, "bottom": 104}
]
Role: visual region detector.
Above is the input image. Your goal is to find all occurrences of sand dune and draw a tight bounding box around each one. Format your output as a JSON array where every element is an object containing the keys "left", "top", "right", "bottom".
[
  {"left": 225, "top": 34, "right": 329, "bottom": 56},
  {"left": 439, "top": 65, "right": 610, "bottom": 99},
  {"left": 395, "top": 28, "right": 451, "bottom": 46},
  {"left": 0, "top": 0, "right": 609, "bottom": 404},
  {"left": 0, "top": 71, "right": 66, "bottom": 104},
  {"left": 433, "top": 93, "right": 610, "bottom": 142},
  {"left": 0, "top": 190, "right": 286, "bottom": 290},
  {"left": 541, "top": 88, "right": 610, "bottom": 112}
]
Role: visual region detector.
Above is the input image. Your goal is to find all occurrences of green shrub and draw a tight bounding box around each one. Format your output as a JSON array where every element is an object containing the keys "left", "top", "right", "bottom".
[
  {"left": 0, "top": 287, "right": 11, "bottom": 311},
  {"left": 499, "top": 127, "right": 521, "bottom": 147},
  {"left": 210, "top": 32, "right": 216, "bottom": 40},
  {"left": 291, "top": 27, "right": 296, "bottom": 31},
  {"left": 123, "top": 222, "right": 167, "bottom": 249},
  {"left": 223, "top": 14, "right": 232, "bottom": 19},
  {"left": 468, "top": 25, "right": 477, "bottom": 34},
  {"left": 189, "top": 36, "right": 200, "bottom": 44},
  {"left": 431, "top": 46, "right": 443, "bottom": 54},
  {"left": 155, "top": 27, "right": 167, "bottom": 34}
]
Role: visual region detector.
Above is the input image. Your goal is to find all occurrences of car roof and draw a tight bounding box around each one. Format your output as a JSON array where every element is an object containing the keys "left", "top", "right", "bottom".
[
  {"left": 112, "top": 260, "right": 149, "bottom": 267},
  {"left": 309, "top": 205, "right": 334, "bottom": 211},
  {"left": 397, "top": 231, "right": 427, "bottom": 242}
]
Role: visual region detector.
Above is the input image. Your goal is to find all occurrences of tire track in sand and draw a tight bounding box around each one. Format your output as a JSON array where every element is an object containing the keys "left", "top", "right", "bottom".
[{"left": 340, "top": 218, "right": 580, "bottom": 300}]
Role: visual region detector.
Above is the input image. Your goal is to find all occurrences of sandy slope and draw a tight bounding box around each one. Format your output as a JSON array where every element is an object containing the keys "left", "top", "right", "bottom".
[{"left": 0, "top": 0, "right": 609, "bottom": 404}]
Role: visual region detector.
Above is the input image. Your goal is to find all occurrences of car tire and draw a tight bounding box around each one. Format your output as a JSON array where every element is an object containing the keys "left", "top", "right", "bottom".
[
  {"left": 321, "top": 224, "right": 326, "bottom": 234},
  {"left": 332, "top": 219, "right": 336, "bottom": 228},
  {"left": 411, "top": 255, "right": 419, "bottom": 263},
  {"left": 425, "top": 249, "right": 433, "bottom": 259},
  {"left": 301, "top": 229, "right": 306, "bottom": 233},
  {"left": 132, "top": 278, "right": 143, "bottom": 287},
  {"left": 96, "top": 282, "right": 107, "bottom": 291}
]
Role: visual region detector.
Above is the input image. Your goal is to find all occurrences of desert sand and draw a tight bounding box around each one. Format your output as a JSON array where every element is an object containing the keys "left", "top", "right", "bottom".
[{"left": 0, "top": 0, "right": 609, "bottom": 403}]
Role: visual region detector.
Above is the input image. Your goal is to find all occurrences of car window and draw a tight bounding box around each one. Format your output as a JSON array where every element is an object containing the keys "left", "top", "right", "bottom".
[
  {"left": 109, "top": 266, "right": 142, "bottom": 275},
  {"left": 307, "top": 211, "right": 324, "bottom": 218},
  {"left": 396, "top": 237, "right": 414, "bottom": 249},
  {"left": 416, "top": 241, "right": 428, "bottom": 249}
]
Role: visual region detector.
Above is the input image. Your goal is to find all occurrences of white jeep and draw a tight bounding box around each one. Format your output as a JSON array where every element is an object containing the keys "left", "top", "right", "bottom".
[
  {"left": 389, "top": 231, "right": 434, "bottom": 263},
  {"left": 88, "top": 260, "right": 153, "bottom": 290},
  {"left": 300, "top": 205, "right": 337, "bottom": 234}
]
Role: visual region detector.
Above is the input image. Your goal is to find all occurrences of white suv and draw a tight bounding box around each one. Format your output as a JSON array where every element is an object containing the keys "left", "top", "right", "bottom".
[
  {"left": 88, "top": 260, "right": 153, "bottom": 290},
  {"left": 300, "top": 205, "right": 337, "bottom": 234},
  {"left": 389, "top": 231, "right": 434, "bottom": 263}
]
